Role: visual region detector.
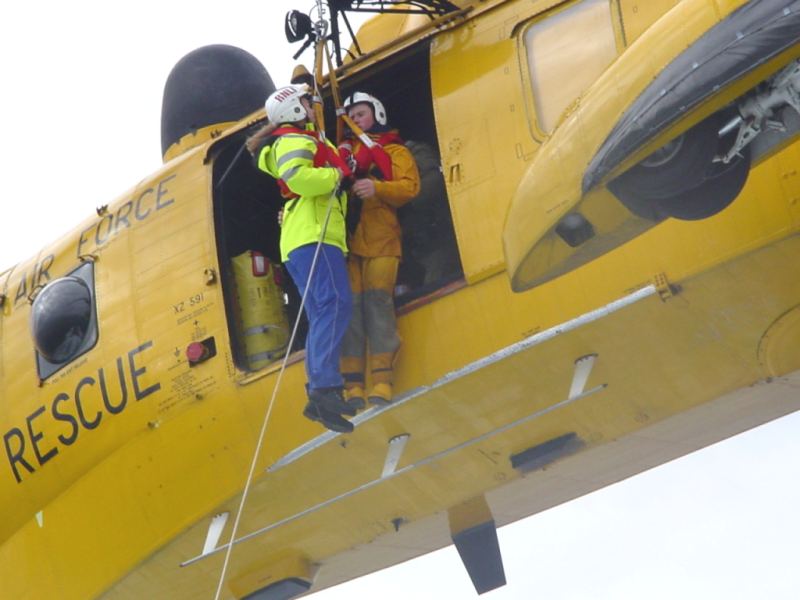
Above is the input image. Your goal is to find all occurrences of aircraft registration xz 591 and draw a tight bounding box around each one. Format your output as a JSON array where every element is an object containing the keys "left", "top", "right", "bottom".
[{"left": 2, "top": 0, "right": 800, "bottom": 598}]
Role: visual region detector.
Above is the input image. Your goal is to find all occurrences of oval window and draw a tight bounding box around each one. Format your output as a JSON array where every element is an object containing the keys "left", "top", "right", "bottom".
[{"left": 31, "top": 276, "right": 93, "bottom": 364}]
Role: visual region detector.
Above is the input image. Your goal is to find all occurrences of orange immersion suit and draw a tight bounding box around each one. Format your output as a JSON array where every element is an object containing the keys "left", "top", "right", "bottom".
[{"left": 339, "top": 131, "right": 421, "bottom": 403}]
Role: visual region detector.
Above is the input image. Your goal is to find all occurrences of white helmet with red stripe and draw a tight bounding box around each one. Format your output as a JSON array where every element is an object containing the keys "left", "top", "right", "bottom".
[
  {"left": 265, "top": 84, "right": 310, "bottom": 124},
  {"left": 343, "top": 91, "right": 387, "bottom": 126}
]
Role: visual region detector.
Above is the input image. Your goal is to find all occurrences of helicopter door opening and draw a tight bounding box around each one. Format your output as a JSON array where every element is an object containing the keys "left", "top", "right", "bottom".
[
  {"left": 335, "top": 42, "right": 464, "bottom": 307},
  {"left": 210, "top": 41, "right": 463, "bottom": 374},
  {"left": 211, "top": 139, "right": 307, "bottom": 373}
]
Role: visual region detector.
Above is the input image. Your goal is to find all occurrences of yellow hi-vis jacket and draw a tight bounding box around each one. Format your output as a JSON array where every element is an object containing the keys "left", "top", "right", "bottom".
[{"left": 256, "top": 124, "right": 348, "bottom": 262}]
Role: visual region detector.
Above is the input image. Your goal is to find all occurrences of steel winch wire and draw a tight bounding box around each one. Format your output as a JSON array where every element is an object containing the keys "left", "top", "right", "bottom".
[{"left": 212, "top": 26, "right": 347, "bottom": 600}]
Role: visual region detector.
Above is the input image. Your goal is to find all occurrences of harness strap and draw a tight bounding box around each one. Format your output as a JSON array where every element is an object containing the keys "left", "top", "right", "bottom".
[
  {"left": 324, "top": 42, "right": 345, "bottom": 144},
  {"left": 271, "top": 126, "right": 352, "bottom": 199},
  {"left": 341, "top": 132, "right": 404, "bottom": 181}
]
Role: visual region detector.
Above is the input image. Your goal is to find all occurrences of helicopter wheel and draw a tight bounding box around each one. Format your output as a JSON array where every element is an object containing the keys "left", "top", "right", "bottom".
[
  {"left": 608, "top": 111, "right": 751, "bottom": 221},
  {"left": 651, "top": 147, "right": 751, "bottom": 220}
]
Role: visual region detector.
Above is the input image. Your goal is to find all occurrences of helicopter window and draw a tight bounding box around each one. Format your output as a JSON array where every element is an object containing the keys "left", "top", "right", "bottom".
[
  {"left": 31, "top": 261, "right": 98, "bottom": 380},
  {"left": 523, "top": 0, "right": 617, "bottom": 132}
]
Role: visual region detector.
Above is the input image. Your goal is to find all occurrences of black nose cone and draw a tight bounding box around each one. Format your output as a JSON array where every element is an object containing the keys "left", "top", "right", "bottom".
[{"left": 161, "top": 44, "right": 275, "bottom": 158}]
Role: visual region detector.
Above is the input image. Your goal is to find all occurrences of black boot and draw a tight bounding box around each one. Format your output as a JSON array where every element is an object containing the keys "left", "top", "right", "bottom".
[
  {"left": 303, "top": 401, "right": 354, "bottom": 433},
  {"left": 346, "top": 396, "right": 366, "bottom": 412},
  {"left": 308, "top": 387, "right": 357, "bottom": 417}
]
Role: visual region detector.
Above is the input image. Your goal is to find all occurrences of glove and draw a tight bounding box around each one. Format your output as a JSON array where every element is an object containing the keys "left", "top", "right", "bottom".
[{"left": 339, "top": 174, "right": 355, "bottom": 192}]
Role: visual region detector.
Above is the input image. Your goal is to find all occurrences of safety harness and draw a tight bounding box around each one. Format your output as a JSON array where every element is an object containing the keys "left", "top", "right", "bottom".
[
  {"left": 267, "top": 125, "right": 352, "bottom": 199},
  {"left": 339, "top": 131, "right": 403, "bottom": 181}
]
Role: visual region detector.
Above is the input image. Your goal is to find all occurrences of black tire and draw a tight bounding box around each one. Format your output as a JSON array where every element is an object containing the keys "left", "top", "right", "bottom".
[
  {"left": 654, "top": 145, "right": 751, "bottom": 220},
  {"left": 610, "top": 113, "right": 724, "bottom": 201}
]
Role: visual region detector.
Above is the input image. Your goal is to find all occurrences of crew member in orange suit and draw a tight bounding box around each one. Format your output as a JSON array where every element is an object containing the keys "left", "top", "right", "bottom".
[{"left": 339, "top": 92, "right": 421, "bottom": 408}]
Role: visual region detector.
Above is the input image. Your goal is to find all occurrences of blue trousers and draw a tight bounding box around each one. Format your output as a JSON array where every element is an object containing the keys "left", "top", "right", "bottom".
[{"left": 285, "top": 243, "right": 353, "bottom": 391}]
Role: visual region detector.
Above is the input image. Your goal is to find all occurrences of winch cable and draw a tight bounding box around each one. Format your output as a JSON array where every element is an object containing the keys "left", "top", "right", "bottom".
[
  {"left": 213, "top": 8, "right": 346, "bottom": 599},
  {"left": 311, "top": 7, "right": 330, "bottom": 144}
]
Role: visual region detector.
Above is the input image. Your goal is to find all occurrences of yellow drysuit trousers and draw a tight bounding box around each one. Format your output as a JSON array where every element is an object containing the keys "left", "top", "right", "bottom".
[{"left": 341, "top": 255, "right": 401, "bottom": 390}]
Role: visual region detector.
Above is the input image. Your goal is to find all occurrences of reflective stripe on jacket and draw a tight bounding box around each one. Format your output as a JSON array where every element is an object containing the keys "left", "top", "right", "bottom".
[{"left": 256, "top": 125, "right": 348, "bottom": 262}]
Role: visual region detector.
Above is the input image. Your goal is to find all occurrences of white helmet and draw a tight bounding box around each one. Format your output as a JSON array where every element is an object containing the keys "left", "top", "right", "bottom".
[
  {"left": 265, "top": 84, "right": 310, "bottom": 124},
  {"left": 343, "top": 91, "right": 387, "bottom": 126}
]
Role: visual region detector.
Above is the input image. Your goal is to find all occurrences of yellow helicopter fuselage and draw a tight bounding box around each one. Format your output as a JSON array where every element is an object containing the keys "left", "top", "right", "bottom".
[{"left": 2, "top": 1, "right": 799, "bottom": 598}]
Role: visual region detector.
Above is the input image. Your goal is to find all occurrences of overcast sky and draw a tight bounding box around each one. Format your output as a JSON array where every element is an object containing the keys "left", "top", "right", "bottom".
[{"left": 2, "top": 2, "right": 799, "bottom": 599}]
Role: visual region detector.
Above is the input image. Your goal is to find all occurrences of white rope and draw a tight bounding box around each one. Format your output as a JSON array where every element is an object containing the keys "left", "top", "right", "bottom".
[
  {"left": 213, "top": 13, "right": 344, "bottom": 592},
  {"left": 213, "top": 186, "right": 343, "bottom": 599}
]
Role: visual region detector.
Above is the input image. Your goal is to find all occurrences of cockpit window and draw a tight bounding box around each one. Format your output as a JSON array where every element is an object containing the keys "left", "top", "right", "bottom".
[{"left": 31, "top": 261, "right": 98, "bottom": 379}]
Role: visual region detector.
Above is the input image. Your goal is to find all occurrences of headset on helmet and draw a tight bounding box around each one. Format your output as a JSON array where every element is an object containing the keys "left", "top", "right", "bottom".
[
  {"left": 343, "top": 91, "right": 387, "bottom": 126},
  {"left": 265, "top": 84, "right": 310, "bottom": 124}
]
